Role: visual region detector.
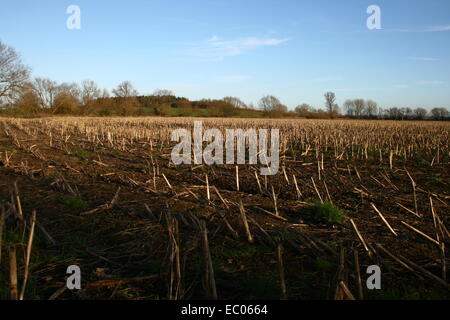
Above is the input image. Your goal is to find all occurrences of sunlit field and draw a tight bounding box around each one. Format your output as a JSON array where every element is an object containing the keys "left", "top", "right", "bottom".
[{"left": 1, "top": 117, "right": 448, "bottom": 300}]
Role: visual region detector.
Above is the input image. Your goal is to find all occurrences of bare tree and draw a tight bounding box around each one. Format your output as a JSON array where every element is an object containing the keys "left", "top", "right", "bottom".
[
  {"left": 81, "top": 80, "right": 101, "bottom": 105},
  {"left": 332, "top": 103, "right": 340, "bottom": 115},
  {"left": 400, "top": 108, "right": 408, "bottom": 120},
  {"left": 353, "top": 99, "right": 366, "bottom": 118},
  {"left": 53, "top": 91, "right": 79, "bottom": 114},
  {"left": 431, "top": 108, "right": 449, "bottom": 121},
  {"left": 344, "top": 99, "right": 355, "bottom": 117},
  {"left": 259, "top": 95, "right": 282, "bottom": 112},
  {"left": 59, "top": 82, "right": 81, "bottom": 101},
  {"left": 32, "top": 78, "right": 58, "bottom": 108},
  {"left": 15, "top": 82, "right": 40, "bottom": 113},
  {"left": 404, "top": 107, "right": 413, "bottom": 120},
  {"left": 153, "top": 89, "right": 174, "bottom": 96},
  {"left": 414, "top": 108, "right": 427, "bottom": 120},
  {"left": 223, "top": 96, "right": 247, "bottom": 109},
  {"left": 295, "top": 103, "right": 311, "bottom": 115},
  {"left": 366, "top": 100, "right": 378, "bottom": 118},
  {"left": 275, "top": 103, "right": 288, "bottom": 113},
  {"left": 324, "top": 92, "right": 336, "bottom": 116},
  {"left": 113, "top": 81, "right": 138, "bottom": 98},
  {"left": 388, "top": 107, "right": 402, "bottom": 120},
  {"left": 0, "top": 41, "right": 30, "bottom": 105}
]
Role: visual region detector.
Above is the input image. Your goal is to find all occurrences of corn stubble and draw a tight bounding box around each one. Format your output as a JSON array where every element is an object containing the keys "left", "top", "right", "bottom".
[{"left": 0, "top": 117, "right": 449, "bottom": 300}]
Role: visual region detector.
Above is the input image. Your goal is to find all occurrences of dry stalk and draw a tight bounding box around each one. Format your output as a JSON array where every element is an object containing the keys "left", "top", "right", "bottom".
[
  {"left": 9, "top": 180, "right": 23, "bottom": 221},
  {"left": 396, "top": 202, "right": 421, "bottom": 218},
  {"left": 276, "top": 243, "right": 288, "bottom": 300},
  {"left": 205, "top": 174, "right": 210, "bottom": 201},
  {"left": 239, "top": 201, "right": 253, "bottom": 243},
  {"left": 400, "top": 221, "right": 440, "bottom": 246},
  {"left": 282, "top": 166, "right": 290, "bottom": 185},
  {"left": 0, "top": 204, "right": 5, "bottom": 265},
  {"left": 350, "top": 219, "right": 371, "bottom": 256},
  {"left": 311, "top": 177, "right": 323, "bottom": 203},
  {"left": 429, "top": 197, "right": 440, "bottom": 243},
  {"left": 271, "top": 186, "right": 279, "bottom": 216},
  {"left": 20, "top": 210, "right": 37, "bottom": 300},
  {"left": 370, "top": 203, "right": 398, "bottom": 236},
  {"left": 353, "top": 249, "right": 363, "bottom": 300},
  {"left": 254, "top": 171, "right": 263, "bottom": 194},
  {"left": 199, "top": 220, "right": 218, "bottom": 299},
  {"left": 339, "top": 281, "right": 356, "bottom": 300},
  {"left": 292, "top": 174, "right": 302, "bottom": 199},
  {"left": 405, "top": 169, "right": 418, "bottom": 216},
  {"left": 235, "top": 166, "right": 240, "bottom": 192},
  {"left": 9, "top": 245, "right": 18, "bottom": 300},
  {"left": 333, "top": 247, "right": 346, "bottom": 300},
  {"left": 217, "top": 210, "right": 239, "bottom": 240}
]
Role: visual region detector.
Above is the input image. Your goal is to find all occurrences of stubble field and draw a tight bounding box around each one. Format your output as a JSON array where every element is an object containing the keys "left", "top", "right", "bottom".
[{"left": 0, "top": 117, "right": 449, "bottom": 300}]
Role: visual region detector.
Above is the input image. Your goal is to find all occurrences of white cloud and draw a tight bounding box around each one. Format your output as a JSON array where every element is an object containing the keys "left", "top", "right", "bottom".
[
  {"left": 186, "top": 36, "right": 289, "bottom": 60},
  {"left": 385, "top": 25, "right": 450, "bottom": 33},
  {"left": 393, "top": 81, "right": 444, "bottom": 89},
  {"left": 418, "top": 80, "right": 444, "bottom": 85},
  {"left": 425, "top": 25, "right": 450, "bottom": 32},
  {"left": 409, "top": 57, "right": 438, "bottom": 61}
]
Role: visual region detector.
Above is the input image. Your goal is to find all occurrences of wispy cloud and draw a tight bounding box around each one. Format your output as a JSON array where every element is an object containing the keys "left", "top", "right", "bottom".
[
  {"left": 393, "top": 81, "right": 444, "bottom": 89},
  {"left": 385, "top": 25, "right": 450, "bottom": 33},
  {"left": 408, "top": 57, "right": 438, "bottom": 61},
  {"left": 425, "top": 25, "right": 450, "bottom": 32},
  {"left": 417, "top": 80, "right": 444, "bottom": 85},
  {"left": 185, "top": 36, "right": 289, "bottom": 60},
  {"left": 217, "top": 75, "right": 251, "bottom": 83}
]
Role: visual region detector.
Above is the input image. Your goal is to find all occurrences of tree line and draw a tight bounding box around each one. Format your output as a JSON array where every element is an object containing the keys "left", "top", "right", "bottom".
[
  {"left": 294, "top": 94, "right": 449, "bottom": 121},
  {"left": 1, "top": 40, "right": 449, "bottom": 120}
]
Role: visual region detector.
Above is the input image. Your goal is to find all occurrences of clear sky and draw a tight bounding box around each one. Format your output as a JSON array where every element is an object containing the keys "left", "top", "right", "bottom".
[{"left": 1, "top": 0, "right": 450, "bottom": 110}]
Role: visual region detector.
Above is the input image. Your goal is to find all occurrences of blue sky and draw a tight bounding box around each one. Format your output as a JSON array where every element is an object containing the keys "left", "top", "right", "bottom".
[{"left": 1, "top": 0, "right": 450, "bottom": 110}]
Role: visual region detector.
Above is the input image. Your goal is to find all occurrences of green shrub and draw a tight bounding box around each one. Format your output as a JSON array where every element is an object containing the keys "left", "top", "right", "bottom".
[
  {"left": 60, "top": 197, "right": 87, "bottom": 209},
  {"left": 74, "top": 149, "right": 90, "bottom": 159},
  {"left": 303, "top": 201, "right": 345, "bottom": 224}
]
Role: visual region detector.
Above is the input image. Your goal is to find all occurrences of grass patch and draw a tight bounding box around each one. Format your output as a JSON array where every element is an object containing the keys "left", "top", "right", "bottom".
[
  {"left": 314, "top": 257, "right": 334, "bottom": 271},
  {"left": 303, "top": 201, "right": 345, "bottom": 224},
  {"left": 3, "top": 227, "right": 28, "bottom": 245},
  {"left": 0, "top": 146, "right": 15, "bottom": 152},
  {"left": 113, "top": 150, "right": 124, "bottom": 156},
  {"left": 59, "top": 197, "right": 87, "bottom": 209},
  {"left": 427, "top": 175, "right": 446, "bottom": 186},
  {"left": 74, "top": 149, "right": 91, "bottom": 159}
]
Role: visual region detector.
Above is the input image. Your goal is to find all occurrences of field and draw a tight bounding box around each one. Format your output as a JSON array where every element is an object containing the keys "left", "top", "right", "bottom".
[{"left": 0, "top": 117, "right": 449, "bottom": 300}]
